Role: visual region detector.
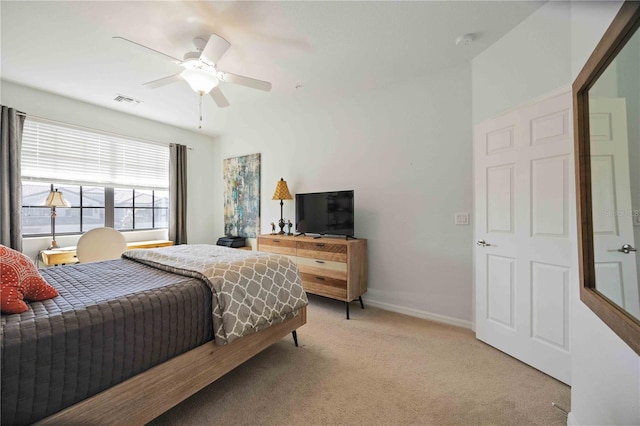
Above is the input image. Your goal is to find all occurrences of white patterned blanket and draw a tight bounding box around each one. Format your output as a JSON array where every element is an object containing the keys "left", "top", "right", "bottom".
[{"left": 123, "top": 244, "right": 308, "bottom": 345}]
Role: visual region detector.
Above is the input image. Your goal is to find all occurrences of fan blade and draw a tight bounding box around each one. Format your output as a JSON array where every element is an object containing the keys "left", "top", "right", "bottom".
[
  {"left": 217, "top": 72, "right": 272, "bottom": 91},
  {"left": 143, "top": 73, "right": 184, "bottom": 89},
  {"left": 209, "top": 86, "right": 230, "bottom": 107},
  {"left": 113, "top": 36, "right": 182, "bottom": 63},
  {"left": 200, "top": 34, "right": 231, "bottom": 65}
]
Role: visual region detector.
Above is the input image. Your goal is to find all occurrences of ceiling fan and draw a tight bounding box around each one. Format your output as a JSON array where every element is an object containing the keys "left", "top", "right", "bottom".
[{"left": 114, "top": 34, "right": 272, "bottom": 110}]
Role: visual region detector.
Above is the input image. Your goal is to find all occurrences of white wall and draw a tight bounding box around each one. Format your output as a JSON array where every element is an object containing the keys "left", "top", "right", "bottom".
[
  {"left": 473, "top": 1, "right": 640, "bottom": 424},
  {"left": 1, "top": 80, "right": 218, "bottom": 260},
  {"left": 471, "top": 1, "right": 572, "bottom": 125},
  {"left": 214, "top": 62, "right": 474, "bottom": 327}
]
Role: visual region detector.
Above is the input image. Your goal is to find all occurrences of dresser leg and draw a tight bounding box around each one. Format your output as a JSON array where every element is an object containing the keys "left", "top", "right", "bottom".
[
  {"left": 358, "top": 296, "right": 364, "bottom": 309},
  {"left": 346, "top": 301, "right": 350, "bottom": 320},
  {"left": 291, "top": 330, "right": 299, "bottom": 347}
]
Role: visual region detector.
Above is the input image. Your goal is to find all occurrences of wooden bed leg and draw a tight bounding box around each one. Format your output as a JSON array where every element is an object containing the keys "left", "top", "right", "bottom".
[{"left": 291, "top": 330, "right": 299, "bottom": 347}]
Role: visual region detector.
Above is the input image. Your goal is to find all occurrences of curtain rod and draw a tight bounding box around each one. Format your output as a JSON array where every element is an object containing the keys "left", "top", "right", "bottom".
[{"left": 15, "top": 111, "right": 194, "bottom": 151}]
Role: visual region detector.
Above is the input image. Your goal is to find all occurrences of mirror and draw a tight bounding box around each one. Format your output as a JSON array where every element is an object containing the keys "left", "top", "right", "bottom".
[
  {"left": 574, "top": 1, "right": 640, "bottom": 355},
  {"left": 589, "top": 28, "right": 640, "bottom": 322}
]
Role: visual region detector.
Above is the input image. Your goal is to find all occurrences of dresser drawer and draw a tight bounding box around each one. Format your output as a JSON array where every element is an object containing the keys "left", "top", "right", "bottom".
[
  {"left": 300, "top": 273, "right": 348, "bottom": 300},
  {"left": 297, "top": 241, "right": 347, "bottom": 262},
  {"left": 296, "top": 257, "right": 347, "bottom": 280},
  {"left": 258, "top": 238, "right": 297, "bottom": 256}
]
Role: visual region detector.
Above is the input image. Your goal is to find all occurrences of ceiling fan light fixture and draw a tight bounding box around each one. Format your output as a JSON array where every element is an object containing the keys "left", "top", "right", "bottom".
[
  {"left": 118, "top": 33, "right": 270, "bottom": 117},
  {"left": 181, "top": 67, "right": 219, "bottom": 95}
]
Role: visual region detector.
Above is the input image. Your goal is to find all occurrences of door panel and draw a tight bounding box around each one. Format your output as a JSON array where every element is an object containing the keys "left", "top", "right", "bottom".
[
  {"left": 487, "top": 255, "right": 515, "bottom": 328},
  {"left": 487, "top": 165, "right": 515, "bottom": 234},
  {"left": 531, "top": 262, "right": 569, "bottom": 350},
  {"left": 530, "top": 109, "right": 570, "bottom": 146},
  {"left": 531, "top": 156, "right": 569, "bottom": 237},
  {"left": 591, "top": 155, "right": 619, "bottom": 235},
  {"left": 486, "top": 126, "right": 515, "bottom": 155}
]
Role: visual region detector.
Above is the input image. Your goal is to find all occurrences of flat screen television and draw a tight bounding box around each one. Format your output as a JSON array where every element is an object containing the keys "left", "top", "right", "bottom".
[{"left": 295, "top": 190, "right": 354, "bottom": 237}]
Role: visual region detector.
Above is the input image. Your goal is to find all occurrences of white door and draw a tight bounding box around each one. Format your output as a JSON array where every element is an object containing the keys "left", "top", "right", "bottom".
[
  {"left": 589, "top": 98, "right": 640, "bottom": 318},
  {"left": 475, "top": 91, "right": 573, "bottom": 385}
]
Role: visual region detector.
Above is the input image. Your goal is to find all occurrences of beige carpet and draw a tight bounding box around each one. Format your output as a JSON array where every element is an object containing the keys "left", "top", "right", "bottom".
[{"left": 149, "top": 295, "right": 570, "bottom": 425}]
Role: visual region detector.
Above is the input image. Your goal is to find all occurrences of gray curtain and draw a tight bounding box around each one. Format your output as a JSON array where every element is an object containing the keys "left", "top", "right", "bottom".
[
  {"left": 169, "top": 143, "right": 188, "bottom": 245},
  {"left": 0, "top": 106, "right": 25, "bottom": 251}
]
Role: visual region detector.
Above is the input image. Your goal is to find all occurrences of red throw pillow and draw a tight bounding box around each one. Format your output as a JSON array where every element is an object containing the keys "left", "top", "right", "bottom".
[{"left": 1, "top": 245, "right": 58, "bottom": 314}]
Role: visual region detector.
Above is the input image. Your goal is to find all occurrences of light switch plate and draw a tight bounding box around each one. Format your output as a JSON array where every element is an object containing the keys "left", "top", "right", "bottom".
[{"left": 455, "top": 212, "right": 470, "bottom": 225}]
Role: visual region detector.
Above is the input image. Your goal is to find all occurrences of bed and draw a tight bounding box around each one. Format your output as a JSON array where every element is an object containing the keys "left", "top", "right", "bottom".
[{"left": 1, "top": 244, "right": 308, "bottom": 425}]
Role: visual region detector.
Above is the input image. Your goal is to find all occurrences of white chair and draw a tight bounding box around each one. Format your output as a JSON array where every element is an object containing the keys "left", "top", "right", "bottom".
[{"left": 76, "top": 227, "right": 127, "bottom": 263}]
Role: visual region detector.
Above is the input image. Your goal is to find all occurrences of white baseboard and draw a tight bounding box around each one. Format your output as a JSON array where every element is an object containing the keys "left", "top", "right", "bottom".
[
  {"left": 363, "top": 295, "right": 473, "bottom": 330},
  {"left": 566, "top": 412, "right": 578, "bottom": 426}
]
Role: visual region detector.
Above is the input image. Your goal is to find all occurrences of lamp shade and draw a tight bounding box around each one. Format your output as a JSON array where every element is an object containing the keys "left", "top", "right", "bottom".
[
  {"left": 44, "top": 189, "right": 70, "bottom": 208},
  {"left": 272, "top": 178, "right": 293, "bottom": 200}
]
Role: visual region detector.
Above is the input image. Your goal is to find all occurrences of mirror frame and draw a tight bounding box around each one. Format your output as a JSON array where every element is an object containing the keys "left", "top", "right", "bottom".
[{"left": 573, "top": 0, "right": 640, "bottom": 356}]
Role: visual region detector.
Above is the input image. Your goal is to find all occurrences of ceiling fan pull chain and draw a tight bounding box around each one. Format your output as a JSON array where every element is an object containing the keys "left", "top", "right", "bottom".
[{"left": 198, "top": 92, "right": 203, "bottom": 129}]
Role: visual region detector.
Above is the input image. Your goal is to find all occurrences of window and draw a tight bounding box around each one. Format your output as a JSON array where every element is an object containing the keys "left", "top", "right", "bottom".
[
  {"left": 21, "top": 183, "right": 168, "bottom": 236},
  {"left": 20, "top": 118, "right": 169, "bottom": 237},
  {"left": 22, "top": 182, "right": 107, "bottom": 236},
  {"left": 22, "top": 182, "right": 56, "bottom": 235},
  {"left": 114, "top": 188, "right": 168, "bottom": 231}
]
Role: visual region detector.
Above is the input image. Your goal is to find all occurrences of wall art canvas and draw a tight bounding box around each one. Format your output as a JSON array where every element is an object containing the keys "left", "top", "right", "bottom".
[{"left": 223, "top": 153, "right": 261, "bottom": 237}]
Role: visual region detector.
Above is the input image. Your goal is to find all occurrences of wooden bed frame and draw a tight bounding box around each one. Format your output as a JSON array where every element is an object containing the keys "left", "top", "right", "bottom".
[{"left": 35, "top": 307, "right": 307, "bottom": 425}]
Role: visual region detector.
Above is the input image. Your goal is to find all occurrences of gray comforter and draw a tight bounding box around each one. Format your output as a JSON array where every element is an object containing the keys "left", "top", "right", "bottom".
[
  {"left": 1, "top": 259, "right": 212, "bottom": 426},
  {"left": 1, "top": 245, "right": 308, "bottom": 425},
  {"left": 123, "top": 244, "right": 309, "bottom": 345}
]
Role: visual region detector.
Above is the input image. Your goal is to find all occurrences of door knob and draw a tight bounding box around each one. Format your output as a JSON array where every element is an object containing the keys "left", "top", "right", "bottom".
[
  {"left": 617, "top": 244, "right": 637, "bottom": 254},
  {"left": 476, "top": 239, "right": 492, "bottom": 247}
]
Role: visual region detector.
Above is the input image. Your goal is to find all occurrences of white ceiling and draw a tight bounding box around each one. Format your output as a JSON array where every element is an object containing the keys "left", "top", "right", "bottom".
[{"left": 1, "top": 1, "right": 545, "bottom": 137}]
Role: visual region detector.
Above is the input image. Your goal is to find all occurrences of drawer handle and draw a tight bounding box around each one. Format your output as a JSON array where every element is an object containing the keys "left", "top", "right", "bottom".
[
  {"left": 316, "top": 243, "right": 325, "bottom": 247},
  {"left": 316, "top": 277, "right": 325, "bottom": 281},
  {"left": 315, "top": 260, "right": 325, "bottom": 264},
  {"left": 273, "top": 239, "right": 280, "bottom": 243}
]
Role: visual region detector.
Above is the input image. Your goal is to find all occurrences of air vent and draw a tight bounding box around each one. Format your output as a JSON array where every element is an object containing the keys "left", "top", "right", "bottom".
[{"left": 113, "top": 94, "right": 142, "bottom": 105}]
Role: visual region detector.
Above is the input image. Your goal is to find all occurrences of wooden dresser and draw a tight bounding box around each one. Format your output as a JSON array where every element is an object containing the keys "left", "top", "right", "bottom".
[{"left": 257, "top": 234, "right": 367, "bottom": 319}]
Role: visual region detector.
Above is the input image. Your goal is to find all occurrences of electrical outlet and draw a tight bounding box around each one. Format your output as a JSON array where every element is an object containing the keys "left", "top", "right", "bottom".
[{"left": 455, "top": 212, "right": 470, "bottom": 225}]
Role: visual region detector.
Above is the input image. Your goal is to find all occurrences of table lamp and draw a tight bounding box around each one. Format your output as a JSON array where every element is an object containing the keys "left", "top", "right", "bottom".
[
  {"left": 272, "top": 178, "right": 293, "bottom": 235},
  {"left": 45, "top": 189, "right": 70, "bottom": 249}
]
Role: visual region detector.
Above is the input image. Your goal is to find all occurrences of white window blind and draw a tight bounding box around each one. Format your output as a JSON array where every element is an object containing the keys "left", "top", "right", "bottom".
[{"left": 21, "top": 118, "right": 169, "bottom": 190}]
